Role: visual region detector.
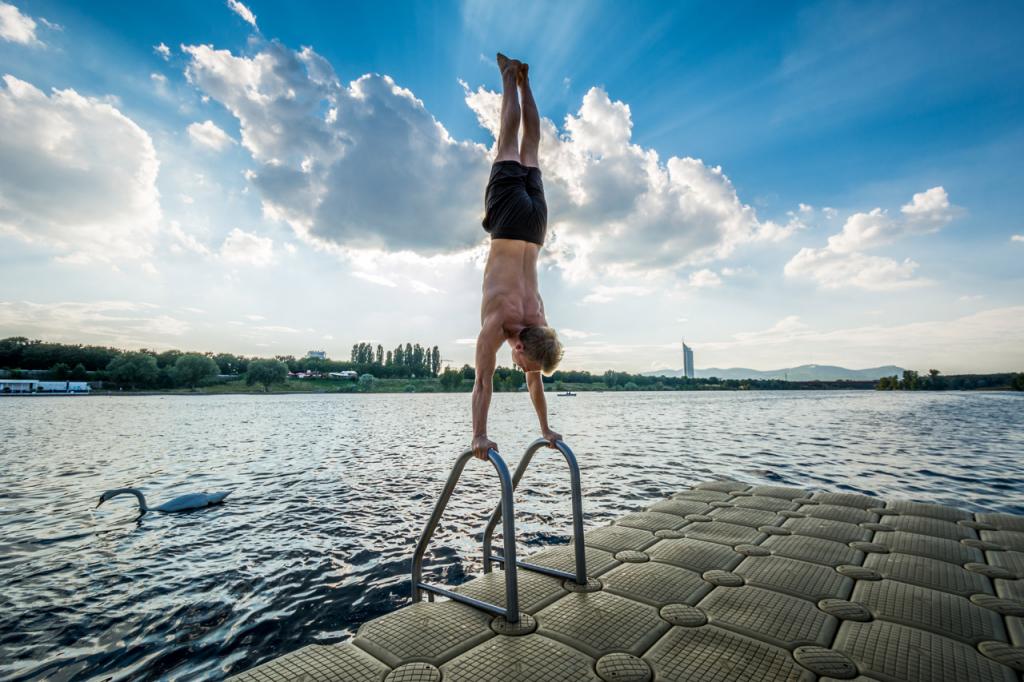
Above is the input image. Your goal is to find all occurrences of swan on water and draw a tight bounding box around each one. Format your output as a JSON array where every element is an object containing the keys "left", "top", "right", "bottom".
[{"left": 96, "top": 488, "right": 231, "bottom": 513}]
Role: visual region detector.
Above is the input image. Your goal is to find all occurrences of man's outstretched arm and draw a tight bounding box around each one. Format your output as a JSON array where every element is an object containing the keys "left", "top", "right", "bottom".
[
  {"left": 472, "top": 318, "right": 503, "bottom": 459},
  {"left": 526, "top": 371, "right": 561, "bottom": 447}
]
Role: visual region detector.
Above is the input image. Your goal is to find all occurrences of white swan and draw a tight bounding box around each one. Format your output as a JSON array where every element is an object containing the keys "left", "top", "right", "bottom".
[{"left": 97, "top": 488, "right": 231, "bottom": 513}]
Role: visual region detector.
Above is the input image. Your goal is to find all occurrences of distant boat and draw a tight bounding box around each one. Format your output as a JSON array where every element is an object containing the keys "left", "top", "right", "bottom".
[{"left": 557, "top": 391, "right": 577, "bottom": 397}]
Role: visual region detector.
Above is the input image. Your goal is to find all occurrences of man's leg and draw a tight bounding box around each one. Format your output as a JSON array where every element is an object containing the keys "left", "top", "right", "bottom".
[
  {"left": 495, "top": 53, "right": 521, "bottom": 163},
  {"left": 519, "top": 63, "right": 540, "bottom": 168}
]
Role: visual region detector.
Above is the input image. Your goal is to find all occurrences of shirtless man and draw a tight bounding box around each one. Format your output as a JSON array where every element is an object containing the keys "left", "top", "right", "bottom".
[{"left": 472, "top": 53, "right": 564, "bottom": 460}]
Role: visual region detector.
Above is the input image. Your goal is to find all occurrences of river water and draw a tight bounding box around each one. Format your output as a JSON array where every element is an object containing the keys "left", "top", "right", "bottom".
[{"left": 1, "top": 391, "right": 1021, "bottom": 680}]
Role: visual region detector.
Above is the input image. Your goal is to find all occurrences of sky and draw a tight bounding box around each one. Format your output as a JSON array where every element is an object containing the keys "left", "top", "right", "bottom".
[{"left": 0, "top": 0, "right": 1022, "bottom": 373}]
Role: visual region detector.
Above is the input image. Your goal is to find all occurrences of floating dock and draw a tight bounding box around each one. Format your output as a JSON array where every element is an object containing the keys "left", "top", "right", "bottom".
[{"left": 232, "top": 479, "right": 1024, "bottom": 681}]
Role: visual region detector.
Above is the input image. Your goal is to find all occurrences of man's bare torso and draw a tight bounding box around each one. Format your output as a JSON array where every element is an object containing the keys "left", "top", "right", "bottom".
[{"left": 481, "top": 238, "right": 545, "bottom": 344}]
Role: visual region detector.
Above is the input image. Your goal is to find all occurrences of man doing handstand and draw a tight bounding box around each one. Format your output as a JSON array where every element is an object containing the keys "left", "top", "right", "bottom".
[{"left": 472, "top": 53, "right": 564, "bottom": 460}]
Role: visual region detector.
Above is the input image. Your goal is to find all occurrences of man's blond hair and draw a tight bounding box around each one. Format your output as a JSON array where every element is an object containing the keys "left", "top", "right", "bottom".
[{"left": 520, "top": 326, "right": 564, "bottom": 376}]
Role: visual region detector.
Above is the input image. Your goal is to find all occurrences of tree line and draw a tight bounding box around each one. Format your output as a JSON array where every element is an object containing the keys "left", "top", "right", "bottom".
[
  {"left": 876, "top": 369, "right": 1023, "bottom": 391},
  {"left": 349, "top": 342, "right": 441, "bottom": 377},
  {"left": 0, "top": 336, "right": 446, "bottom": 391}
]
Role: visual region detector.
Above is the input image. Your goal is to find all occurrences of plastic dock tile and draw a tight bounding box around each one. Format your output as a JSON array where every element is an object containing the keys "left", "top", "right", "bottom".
[
  {"left": 782, "top": 517, "right": 871, "bottom": 544},
  {"left": 646, "top": 537, "right": 743, "bottom": 573},
  {"left": 884, "top": 514, "right": 977, "bottom": 541},
  {"left": 528, "top": 544, "right": 619, "bottom": 576},
  {"left": 834, "top": 620, "right": 1017, "bottom": 682},
  {"left": 981, "top": 530, "right": 1024, "bottom": 551},
  {"left": 731, "top": 495, "right": 801, "bottom": 512},
  {"left": 230, "top": 643, "right": 388, "bottom": 681},
  {"left": 453, "top": 569, "right": 565, "bottom": 613},
  {"left": 440, "top": 633, "right": 599, "bottom": 682},
  {"left": 852, "top": 579, "right": 1007, "bottom": 644},
  {"left": 602, "top": 561, "right": 712, "bottom": 606},
  {"left": 708, "top": 505, "right": 783, "bottom": 528},
  {"left": 976, "top": 513, "right": 1024, "bottom": 533},
  {"left": 644, "top": 624, "right": 815, "bottom": 681},
  {"left": 615, "top": 511, "right": 688, "bottom": 532},
  {"left": 699, "top": 584, "right": 839, "bottom": 648},
  {"left": 734, "top": 555, "right": 854, "bottom": 601},
  {"left": 353, "top": 601, "right": 493, "bottom": 667},
  {"left": 885, "top": 500, "right": 972, "bottom": 522},
  {"left": 231, "top": 479, "right": 1024, "bottom": 682},
  {"left": 748, "top": 485, "right": 809, "bottom": 500},
  {"left": 683, "top": 520, "right": 767, "bottom": 546},
  {"left": 646, "top": 498, "right": 710, "bottom": 517},
  {"left": 871, "top": 530, "right": 983, "bottom": 564},
  {"left": 987, "top": 550, "right": 1024, "bottom": 578},
  {"left": 762, "top": 534, "right": 864, "bottom": 567},
  {"left": 536, "top": 590, "right": 669, "bottom": 657},
  {"left": 584, "top": 524, "right": 658, "bottom": 553},
  {"left": 863, "top": 552, "right": 993, "bottom": 597},
  {"left": 799, "top": 503, "right": 878, "bottom": 525},
  {"left": 809, "top": 491, "right": 879, "bottom": 509}
]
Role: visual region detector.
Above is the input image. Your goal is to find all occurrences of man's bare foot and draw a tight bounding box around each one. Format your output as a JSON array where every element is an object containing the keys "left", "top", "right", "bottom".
[
  {"left": 496, "top": 52, "right": 521, "bottom": 80},
  {"left": 518, "top": 62, "right": 529, "bottom": 86}
]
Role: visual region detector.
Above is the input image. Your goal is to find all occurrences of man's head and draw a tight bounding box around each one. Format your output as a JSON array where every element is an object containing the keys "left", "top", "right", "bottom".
[{"left": 513, "top": 326, "right": 564, "bottom": 375}]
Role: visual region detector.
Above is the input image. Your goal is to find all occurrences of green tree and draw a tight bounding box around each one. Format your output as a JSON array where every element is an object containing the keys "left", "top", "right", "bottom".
[
  {"left": 439, "top": 367, "right": 462, "bottom": 391},
  {"left": 358, "top": 373, "right": 376, "bottom": 391},
  {"left": 173, "top": 353, "right": 219, "bottom": 390},
  {"left": 213, "top": 353, "right": 247, "bottom": 375},
  {"left": 50, "top": 362, "right": 71, "bottom": 380},
  {"left": 431, "top": 346, "right": 441, "bottom": 376},
  {"left": 1012, "top": 373, "right": 1024, "bottom": 391},
  {"left": 901, "top": 370, "right": 919, "bottom": 390},
  {"left": 107, "top": 352, "right": 159, "bottom": 389},
  {"left": 69, "top": 363, "right": 88, "bottom": 381},
  {"left": 246, "top": 359, "right": 289, "bottom": 392}
]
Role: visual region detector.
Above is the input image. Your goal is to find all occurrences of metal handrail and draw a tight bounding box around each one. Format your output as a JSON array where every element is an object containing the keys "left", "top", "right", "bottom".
[
  {"left": 411, "top": 448, "right": 520, "bottom": 622},
  {"left": 482, "top": 439, "right": 587, "bottom": 586}
]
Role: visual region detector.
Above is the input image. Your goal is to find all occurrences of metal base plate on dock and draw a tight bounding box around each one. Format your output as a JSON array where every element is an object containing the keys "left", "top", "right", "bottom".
[{"left": 231, "top": 480, "right": 1024, "bottom": 681}]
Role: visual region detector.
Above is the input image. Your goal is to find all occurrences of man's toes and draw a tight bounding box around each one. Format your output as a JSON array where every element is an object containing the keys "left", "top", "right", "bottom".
[{"left": 496, "top": 52, "right": 509, "bottom": 70}]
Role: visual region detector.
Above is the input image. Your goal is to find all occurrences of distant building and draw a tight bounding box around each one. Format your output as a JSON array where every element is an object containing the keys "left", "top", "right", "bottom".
[
  {"left": 682, "top": 341, "right": 694, "bottom": 379},
  {"left": 0, "top": 380, "right": 90, "bottom": 394},
  {"left": 306, "top": 350, "right": 327, "bottom": 360}
]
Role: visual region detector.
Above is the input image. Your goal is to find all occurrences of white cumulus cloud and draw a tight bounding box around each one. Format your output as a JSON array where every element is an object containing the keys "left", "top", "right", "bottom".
[
  {"left": 154, "top": 42, "right": 171, "bottom": 60},
  {"left": 1011, "top": 234, "right": 1023, "bottom": 243},
  {"left": 183, "top": 42, "right": 489, "bottom": 254},
  {"left": 220, "top": 228, "right": 274, "bottom": 267},
  {"left": 187, "top": 119, "right": 235, "bottom": 151},
  {"left": 0, "top": 75, "right": 162, "bottom": 264},
  {"left": 688, "top": 269, "right": 722, "bottom": 288},
  {"left": 785, "top": 187, "right": 958, "bottom": 290},
  {"left": 226, "top": 0, "right": 257, "bottom": 29},
  {"left": 181, "top": 40, "right": 802, "bottom": 276},
  {"left": 0, "top": 1, "right": 39, "bottom": 45}
]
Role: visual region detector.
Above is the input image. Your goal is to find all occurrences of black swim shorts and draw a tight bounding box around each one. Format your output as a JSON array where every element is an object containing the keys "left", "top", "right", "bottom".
[{"left": 481, "top": 160, "right": 548, "bottom": 246}]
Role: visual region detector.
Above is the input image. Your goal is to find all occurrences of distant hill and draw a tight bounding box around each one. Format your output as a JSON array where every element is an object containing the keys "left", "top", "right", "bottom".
[{"left": 643, "top": 364, "right": 905, "bottom": 382}]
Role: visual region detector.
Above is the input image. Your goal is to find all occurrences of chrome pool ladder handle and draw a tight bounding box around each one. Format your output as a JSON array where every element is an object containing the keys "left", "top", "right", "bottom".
[
  {"left": 482, "top": 439, "right": 588, "bottom": 587},
  {"left": 410, "top": 448, "right": 521, "bottom": 622}
]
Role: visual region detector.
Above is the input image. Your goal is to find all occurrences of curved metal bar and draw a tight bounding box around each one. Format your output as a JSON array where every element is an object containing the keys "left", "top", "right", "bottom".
[
  {"left": 411, "top": 448, "right": 519, "bottom": 622},
  {"left": 482, "top": 439, "right": 587, "bottom": 585}
]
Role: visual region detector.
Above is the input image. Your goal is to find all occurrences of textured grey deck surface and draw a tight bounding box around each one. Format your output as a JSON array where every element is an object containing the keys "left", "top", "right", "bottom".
[{"left": 231, "top": 480, "right": 1024, "bottom": 681}]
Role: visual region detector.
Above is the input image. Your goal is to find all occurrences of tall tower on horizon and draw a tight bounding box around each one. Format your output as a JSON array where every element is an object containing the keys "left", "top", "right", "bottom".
[{"left": 681, "top": 340, "right": 694, "bottom": 379}]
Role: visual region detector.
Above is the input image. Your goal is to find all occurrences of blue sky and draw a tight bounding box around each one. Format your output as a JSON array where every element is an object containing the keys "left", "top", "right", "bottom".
[{"left": 0, "top": 0, "right": 1022, "bottom": 372}]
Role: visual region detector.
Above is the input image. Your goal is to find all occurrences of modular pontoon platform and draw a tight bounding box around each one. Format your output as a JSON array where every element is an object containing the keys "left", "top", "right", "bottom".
[{"left": 232, "top": 453, "right": 1024, "bottom": 681}]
